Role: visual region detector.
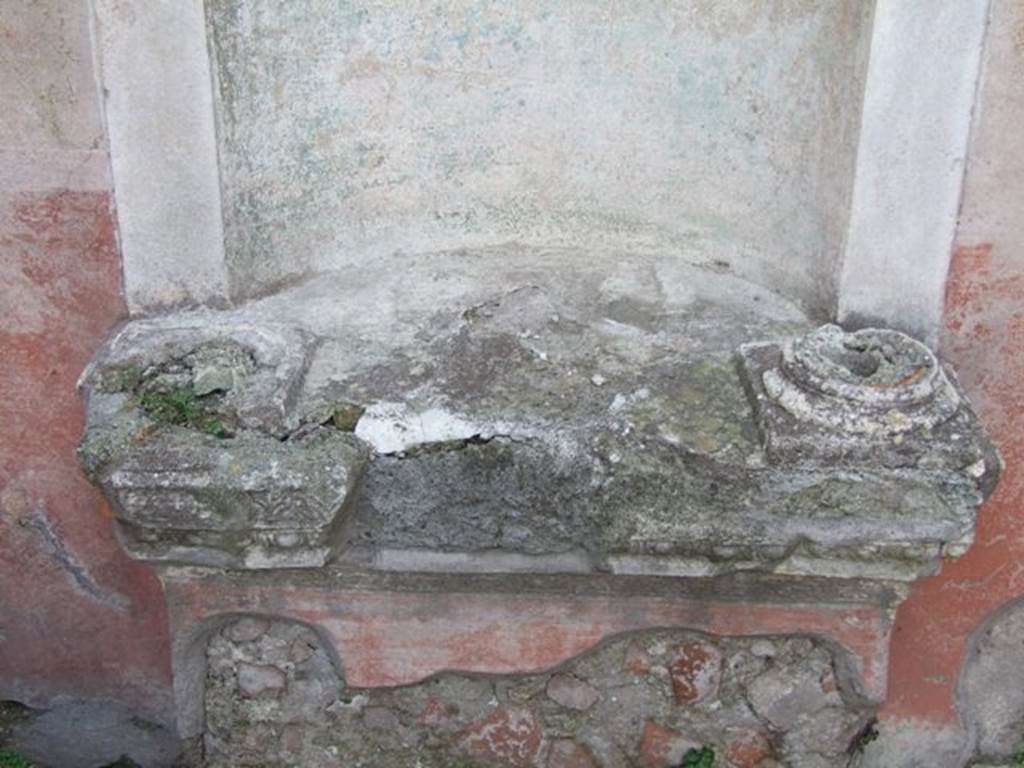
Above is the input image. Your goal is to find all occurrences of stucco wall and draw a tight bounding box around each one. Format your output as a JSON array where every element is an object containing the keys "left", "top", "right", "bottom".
[
  {"left": 861, "top": 0, "right": 1024, "bottom": 764},
  {"left": 3, "top": 4, "right": 1023, "bottom": 764},
  {"left": 0, "top": 0, "right": 173, "bottom": 721},
  {"left": 208, "top": 0, "right": 873, "bottom": 316}
]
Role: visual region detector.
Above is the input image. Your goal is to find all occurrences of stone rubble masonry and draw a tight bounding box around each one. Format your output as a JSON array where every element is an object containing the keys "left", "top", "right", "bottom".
[
  {"left": 545, "top": 675, "right": 601, "bottom": 712},
  {"left": 161, "top": 566, "right": 896, "bottom": 753},
  {"left": 202, "top": 616, "right": 875, "bottom": 767}
]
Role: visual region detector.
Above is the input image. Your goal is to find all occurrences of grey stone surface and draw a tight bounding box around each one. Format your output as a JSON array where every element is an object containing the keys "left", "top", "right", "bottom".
[
  {"left": 202, "top": 617, "right": 874, "bottom": 767},
  {"left": 10, "top": 699, "right": 182, "bottom": 768},
  {"left": 92, "top": 427, "right": 366, "bottom": 569},
  {"left": 960, "top": 598, "right": 1024, "bottom": 762},
  {"left": 851, "top": 720, "right": 968, "bottom": 768},
  {"left": 82, "top": 319, "right": 315, "bottom": 437},
  {"left": 545, "top": 674, "right": 600, "bottom": 712},
  {"left": 236, "top": 663, "right": 286, "bottom": 699},
  {"left": 737, "top": 325, "right": 995, "bottom": 480},
  {"left": 78, "top": 320, "right": 369, "bottom": 569},
  {"left": 78, "top": 250, "right": 999, "bottom": 578}
]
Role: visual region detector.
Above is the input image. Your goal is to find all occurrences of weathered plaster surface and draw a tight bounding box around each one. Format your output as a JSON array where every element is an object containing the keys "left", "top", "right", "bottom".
[
  {"left": 0, "top": 1, "right": 105, "bottom": 150},
  {"left": 866, "top": 0, "right": 1024, "bottom": 764},
  {"left": 91, "top": 0, "right": 229, "bottom": 312},
  {"left": 0, "top": 0, "right": 172, "bottom": 722},
  {"left": 78, "top": 250, "right": 997, "bottom": 583},
  {"left": 162, "top": 568, "right": 896, "bottom": 747},
  {"left": 838, "top": 0, "right": 992, "bottom": 346},
  {"left": 0, "top": 0, "right": 109, "bottom": 192},
  {"left": 0, "top": 190, "right": 174, "bottom": 717},
  {"left": 959, "top": 598, "right": 1024, "bottom": 762},
  {"left": 208, "top": 0, "right": 873, "bottom": 317}
]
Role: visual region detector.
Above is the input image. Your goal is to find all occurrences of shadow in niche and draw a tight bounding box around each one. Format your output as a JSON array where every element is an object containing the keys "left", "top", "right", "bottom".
[{"left": 171, "top": 612, "right": 345, "bottom": 751}]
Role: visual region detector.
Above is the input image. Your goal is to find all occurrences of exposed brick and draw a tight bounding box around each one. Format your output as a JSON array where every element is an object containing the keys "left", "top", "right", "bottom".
[
  {"left": 668, "top": 642, "right": 722, "bottom": 705},
  {"left": 418, "top": 696, "right": 456, "bottom": 727},
  {"left": 820, "top": 665, "right": 837, "bottom": 694},
  {"left": 546, "top": 673, "right": 600, "bottom": 711},
  {"left": 623, "top": 640, "right": 651, "bottom": 675},
  {"left": 639, "top": 720, "right": 700, "bottom": 767},
  {"left": 546, "top": 739, "right": 597, "bottom": 768},
  {"left": 457, "top": 707, "right": 542, "bottom": 767},
  {"left": 725, "top": 729, "right": 774, "bottom": 768}
]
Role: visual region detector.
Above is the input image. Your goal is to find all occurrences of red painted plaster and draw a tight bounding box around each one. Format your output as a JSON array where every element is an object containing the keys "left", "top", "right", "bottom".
[
  {"left": 164, "top": 576, "right": 892, "bottom": 701},
  {"left": 0, "top": 190, "right": 172, "bottom": 719},
  {"left": 881, "top": 241, "right": 1024, "bottom": 724}
]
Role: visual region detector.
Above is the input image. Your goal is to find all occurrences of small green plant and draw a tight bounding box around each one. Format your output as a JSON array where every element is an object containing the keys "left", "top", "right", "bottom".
[
  {"left": 848, "top": 719, "right": 879, "bottom": 756},
  {"left": 0, "top": 748, "right": 34, "bottom": 768},
  {"left": 137, "top": 387, "right": 230, "bottom": 438},
  {"left": 330, "top": 403, "right": 366, "bottom": 432},
  {"left": 680, "top": 746, "right": 715, "bottom": 768},
  {"left": 1015, "top": 744, "right": 1024, "bottom": 767}
]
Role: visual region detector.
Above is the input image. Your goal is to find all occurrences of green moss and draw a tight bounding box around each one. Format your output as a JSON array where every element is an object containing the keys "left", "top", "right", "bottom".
[
  {"left": 0, "top": 749, "right": 34, "bottom": 768},
  {"left": 680, "top": 746, "right": 715, "bottom": 768},
  {"left": 101, "top": 365, "right": 143, "bottom": 393},
  {"left": 203, "top": 419, "right": 230, "bottom": 439},
  {"left": 136, "top": 387, "right": 230, "bottom": 438},
  {"left": 330, "top": 403, "right": 366, "bottom": 432}
]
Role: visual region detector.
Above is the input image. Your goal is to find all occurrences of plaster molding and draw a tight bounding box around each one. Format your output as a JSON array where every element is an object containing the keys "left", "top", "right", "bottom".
[
  {"left": 838, "top": 0, "right": 992, "bottom": 347},
  {"left": 90, "top": 0, "right": 229, "bottom": 313}
]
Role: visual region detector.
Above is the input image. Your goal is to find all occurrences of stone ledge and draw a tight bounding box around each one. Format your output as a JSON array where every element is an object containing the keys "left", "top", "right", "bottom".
[{"left": 77, "top": 249, "right": 1000, "bottom": 580}]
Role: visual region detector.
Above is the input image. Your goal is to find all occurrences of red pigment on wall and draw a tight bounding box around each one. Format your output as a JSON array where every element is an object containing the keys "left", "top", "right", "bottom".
[
  {"left": 882, "top": 241, "right": 1024, "bottom": 723},
  {"left": 0, "top": 190, "right": 173, "bottom": 719}
]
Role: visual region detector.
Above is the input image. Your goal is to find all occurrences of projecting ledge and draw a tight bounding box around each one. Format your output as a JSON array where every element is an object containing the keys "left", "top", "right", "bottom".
[{"left": 77, "top": 248, "right": 1000, "bottom": 583}]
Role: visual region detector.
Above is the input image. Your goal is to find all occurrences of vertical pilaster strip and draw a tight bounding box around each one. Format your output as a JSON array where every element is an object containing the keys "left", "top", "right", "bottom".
[
  {"left": 91, "top": 0, "right": 229, "bottom": 313},
  {"left": 838, "top": 0, "right": 991, "bottom": 347}
]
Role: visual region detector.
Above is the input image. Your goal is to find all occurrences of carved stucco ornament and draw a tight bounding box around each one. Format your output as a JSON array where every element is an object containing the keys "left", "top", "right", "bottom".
[
  {"left": 764, "top": 324, "right": 960, "bottom": 436},
  {"left": 77, "top": 319, "right": 368, "bottom": 569},
  {"left": 738, "top": 325, "right": 998, "bottom": 492}
]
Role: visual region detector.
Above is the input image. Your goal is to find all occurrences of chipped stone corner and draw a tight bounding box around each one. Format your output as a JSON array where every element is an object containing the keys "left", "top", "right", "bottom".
[{"left": 76, "top": 318, "right": 369, "bottom": 570}]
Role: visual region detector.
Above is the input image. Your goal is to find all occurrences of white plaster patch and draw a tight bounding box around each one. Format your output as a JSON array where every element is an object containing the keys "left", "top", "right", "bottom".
[{"left": 355, "top": 402, "right": 523, "bottom": 455}]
